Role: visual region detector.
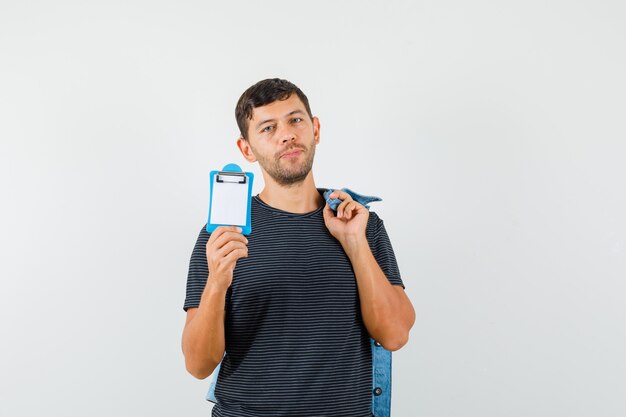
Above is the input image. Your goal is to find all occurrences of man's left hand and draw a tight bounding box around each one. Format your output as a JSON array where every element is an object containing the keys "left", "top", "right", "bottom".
[{"left": 322, "top": 190, "right": 369, "bottom": 254}]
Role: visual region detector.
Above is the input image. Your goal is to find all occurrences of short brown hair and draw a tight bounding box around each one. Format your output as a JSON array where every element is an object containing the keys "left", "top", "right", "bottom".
[{"left": 235, "top": 78, "right": 313, "bottom": 139}]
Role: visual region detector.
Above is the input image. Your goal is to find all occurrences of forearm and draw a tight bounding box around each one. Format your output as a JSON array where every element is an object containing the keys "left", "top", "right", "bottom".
[
  {"left": 182, "top": 279, "right": 227, "bottom": 379},
  {"left": 346, "top": 239, "right": 415, "bottom": 351}
]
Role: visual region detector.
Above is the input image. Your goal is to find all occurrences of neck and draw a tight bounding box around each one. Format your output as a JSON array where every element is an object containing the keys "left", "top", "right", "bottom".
[{"left": 258, "top": 172, "right": 324, "bottom": 213}]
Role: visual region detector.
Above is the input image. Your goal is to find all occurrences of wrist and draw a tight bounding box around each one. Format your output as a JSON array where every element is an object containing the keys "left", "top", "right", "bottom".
[
  {"left": 204, "top": 275, "right": 230, "bottom": 296},
  {"left": 342, "top": 236, "right": 370, "bottom": 259}
]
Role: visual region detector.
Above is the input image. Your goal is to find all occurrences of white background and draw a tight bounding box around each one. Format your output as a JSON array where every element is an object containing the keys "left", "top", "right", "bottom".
[{"left": 1, "top": 1, "right": 625, "bottom": 416}]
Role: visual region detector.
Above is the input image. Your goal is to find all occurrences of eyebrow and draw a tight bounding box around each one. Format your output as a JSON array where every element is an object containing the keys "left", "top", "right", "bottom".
[{"left": 254, "top": 110, "right": 306, "bottom": 130}]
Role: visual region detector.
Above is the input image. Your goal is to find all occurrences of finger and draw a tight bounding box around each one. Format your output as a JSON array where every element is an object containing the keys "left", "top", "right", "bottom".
[
  {"left": 211, "top": 225, "right": 242, "bottom": 237},
  {"left": 336, "top": 199, "right": 352, "bottom": 218},
  {"left": 214, "top": 230, "right": 248, "bottom": 246},
  {"left": 329, "top": 190, "right": 353, "bottom": 201},
  {"left": 322, "top": 203, "right": 334, "bottom": 222},
  {"left": 216, "top": 240, "right": 247, "bottom": 257},
  {"left": 208, "top": 225, "right": 243, "bottom": 244},
  {"left": 343, "top": 201, "right": 356, "bottom": 219},
  {"left": 210, "top": 237, "right": 247, "bottom": 262},
  {"left": 210, "top": 246, "right": 248, "bottom": 275},
  {"left": 346, "top": 201, "right": 366, "bottom": 219},
  {"left": 210, "top": 241, "right": 248, "bottom": 268},
  {"left": 211, "top": 230, "right": 248, "bottom": 251},
  {"left": 344, "top": 201, "right": 360, "bottom": 219},
  {"left": 223, "top": 246, "right": 249, "bottom": 265}
]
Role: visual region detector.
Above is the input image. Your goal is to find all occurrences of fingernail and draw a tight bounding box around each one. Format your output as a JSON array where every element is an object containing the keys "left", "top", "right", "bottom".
[{"left": 236, "top": 227, "right": 242, "bottom": 232}]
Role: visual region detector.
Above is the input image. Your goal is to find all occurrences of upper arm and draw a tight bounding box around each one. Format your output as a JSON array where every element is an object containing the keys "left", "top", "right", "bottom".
[{"left": 367, "top": 214, "right": 404, "bottom": 287}]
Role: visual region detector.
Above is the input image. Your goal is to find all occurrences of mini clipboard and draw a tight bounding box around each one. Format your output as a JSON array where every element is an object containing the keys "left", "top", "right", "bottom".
[{"left": 207, "top": 163, "right": 254, "bottom": 235}]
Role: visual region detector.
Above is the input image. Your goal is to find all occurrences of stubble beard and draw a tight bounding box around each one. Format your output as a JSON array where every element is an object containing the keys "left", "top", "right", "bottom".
[{"left": 254, "top": 140, "right": 317, "bottom": 187}]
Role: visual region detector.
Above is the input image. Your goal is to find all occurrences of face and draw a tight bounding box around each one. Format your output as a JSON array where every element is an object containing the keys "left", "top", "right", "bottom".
[{"left": 237, "top": 94, "right": 320, "bottom": 187}]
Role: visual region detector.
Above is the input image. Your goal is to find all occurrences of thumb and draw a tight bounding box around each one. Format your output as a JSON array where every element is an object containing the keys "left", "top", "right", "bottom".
[{"left": 322, "top": 203, "right": 335, "bottom": 223}]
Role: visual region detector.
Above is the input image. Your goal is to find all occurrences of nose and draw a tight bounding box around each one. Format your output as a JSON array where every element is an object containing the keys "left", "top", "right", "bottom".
[{"left": 276, "top": 123, "right": 296, "bottom": 144}]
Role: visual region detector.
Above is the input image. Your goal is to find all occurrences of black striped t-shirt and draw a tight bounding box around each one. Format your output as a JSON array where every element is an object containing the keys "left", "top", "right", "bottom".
[{"left": 184, "top": 190, "right": 404, "bottom": 417}]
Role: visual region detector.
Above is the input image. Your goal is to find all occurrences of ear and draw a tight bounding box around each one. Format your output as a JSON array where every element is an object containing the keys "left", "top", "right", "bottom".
[
  {"left": 312, "top": 116, "right": 321, "bottom": 145},
  {"left": 237, "top": 137, "right": 257, "bottom": 162}
]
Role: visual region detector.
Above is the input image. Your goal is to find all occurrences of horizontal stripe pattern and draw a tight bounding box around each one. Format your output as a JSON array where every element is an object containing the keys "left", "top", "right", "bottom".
[{"left": 184, "top": 190, "right": 403, "bottom": 417}]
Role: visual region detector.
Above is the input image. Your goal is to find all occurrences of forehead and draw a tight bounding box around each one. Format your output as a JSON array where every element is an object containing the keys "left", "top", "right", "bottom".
[{"left": 250, "top": 94, "right": 307, "bottom": 122}]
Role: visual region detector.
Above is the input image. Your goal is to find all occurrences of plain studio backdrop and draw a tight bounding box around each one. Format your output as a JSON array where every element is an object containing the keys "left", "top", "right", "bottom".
[{"left": 1, "top": 1, "right": 624, "bottom": 416}]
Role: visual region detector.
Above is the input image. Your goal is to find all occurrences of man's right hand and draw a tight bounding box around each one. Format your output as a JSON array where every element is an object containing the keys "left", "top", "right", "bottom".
[{"left": 206, "top": 226, "right": 248, "bottom": 291}]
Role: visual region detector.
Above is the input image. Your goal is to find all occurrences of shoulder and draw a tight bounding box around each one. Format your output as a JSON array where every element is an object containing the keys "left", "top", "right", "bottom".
[
  {"left": 368, "top": 210, "right": 382, "bottom": 222},
  {"left": 192, "top": 224, "right": 211, "bottom": 248},
  {"left": 366, "top": 211, "right": 384, "bottom": 238},
  {"left": 367, "top": 210, "right": 384, "bottom": 228}
]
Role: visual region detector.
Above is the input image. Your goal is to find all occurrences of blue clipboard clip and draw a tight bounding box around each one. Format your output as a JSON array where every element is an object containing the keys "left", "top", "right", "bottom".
[{"left": 207, "top": 163, "right": 254, "bottom": 235}]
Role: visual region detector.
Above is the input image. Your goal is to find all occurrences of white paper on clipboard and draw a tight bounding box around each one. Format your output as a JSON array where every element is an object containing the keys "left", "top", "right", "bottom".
[
  {"left": 207, "top": 164, "right": 254, "bottom": 235},
  {"left": 209, "top": 175, "right": 248, "bottom": 226}
]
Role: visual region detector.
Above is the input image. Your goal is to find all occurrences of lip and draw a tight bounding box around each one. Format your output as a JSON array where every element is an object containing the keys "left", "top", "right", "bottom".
[{"left": 280, "top": 148, "right": 304, "bottom": 158}]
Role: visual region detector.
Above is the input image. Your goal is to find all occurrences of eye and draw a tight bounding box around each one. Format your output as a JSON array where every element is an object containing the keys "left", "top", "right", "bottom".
[
  {"left": 292, "top": 117, "right": 303, "bottom": 123},
  {"left": 261, "top": 125, "right": 273, "bottom": 133}
]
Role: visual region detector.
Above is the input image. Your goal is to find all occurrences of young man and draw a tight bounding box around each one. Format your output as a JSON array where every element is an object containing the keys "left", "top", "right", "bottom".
[{"left": 182, "top": 78, "right": 415, "bottom": 417}]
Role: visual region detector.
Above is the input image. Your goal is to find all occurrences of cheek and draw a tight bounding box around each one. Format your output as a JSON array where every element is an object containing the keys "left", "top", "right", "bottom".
[
  {"left": 251, "top": 145, "right": 273, "bottom": 161},
  {"left": 246, "top": 143, "right": 262, "bottom": 161}
]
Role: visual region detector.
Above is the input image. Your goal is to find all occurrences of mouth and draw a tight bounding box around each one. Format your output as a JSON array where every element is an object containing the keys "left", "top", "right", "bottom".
[{"left": 280, "top": 148, "right": 305, "bottom": 159}]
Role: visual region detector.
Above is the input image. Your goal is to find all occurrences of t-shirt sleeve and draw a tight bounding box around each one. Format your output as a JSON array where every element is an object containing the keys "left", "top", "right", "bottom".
[
  {"left": 366, "top": 212, "right": 405, "bottom": 288},
  {"left": 183, "top": 224, "right": 211, "bottom": 311}
]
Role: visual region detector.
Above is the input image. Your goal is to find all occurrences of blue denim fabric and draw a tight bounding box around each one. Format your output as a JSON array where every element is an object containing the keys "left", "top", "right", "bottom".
[
  {"left": 206, "top": 362, "right": 220, "bottom": 402},
  {"left": 323, "top": 188, "right": 382, "bottom": 211},
  {"left": 206, "top": 188, "right": 391, "bottom": 416},
  {"left": 371, "top": 339, "right": 392, "bottom": 417}
]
